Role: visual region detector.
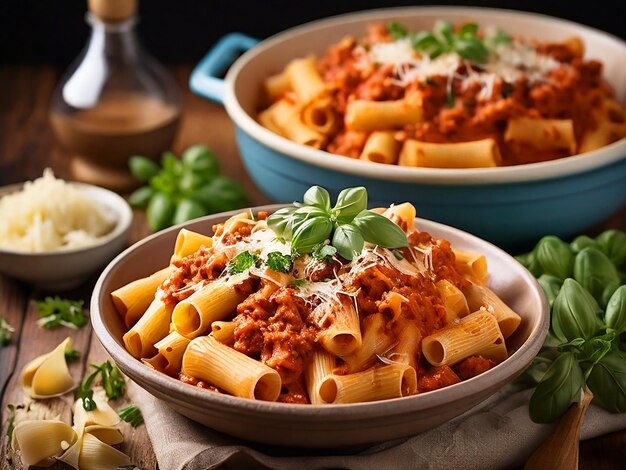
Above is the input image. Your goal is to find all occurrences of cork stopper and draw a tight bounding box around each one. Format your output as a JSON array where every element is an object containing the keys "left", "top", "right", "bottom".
[{"left": 88, "top": 0, "right": 138, "bottom": 22}]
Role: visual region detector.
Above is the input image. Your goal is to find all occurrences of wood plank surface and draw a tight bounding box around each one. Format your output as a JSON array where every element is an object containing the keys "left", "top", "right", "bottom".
[{"left": 0, "top": 63, "right": 624, "bottom": 470}]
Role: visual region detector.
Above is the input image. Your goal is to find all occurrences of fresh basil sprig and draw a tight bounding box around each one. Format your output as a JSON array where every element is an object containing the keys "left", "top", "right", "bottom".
[
  {"left": 267, "top": 186, "right": 408, "bottom": 261},
  {"left": 517, "top": 230, "right": 626, "bottom": 422}
]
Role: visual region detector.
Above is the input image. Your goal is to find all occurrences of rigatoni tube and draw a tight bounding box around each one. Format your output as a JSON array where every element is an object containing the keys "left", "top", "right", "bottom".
[{"left": 182, "top": 336, "right": 281, "bottom": 401}]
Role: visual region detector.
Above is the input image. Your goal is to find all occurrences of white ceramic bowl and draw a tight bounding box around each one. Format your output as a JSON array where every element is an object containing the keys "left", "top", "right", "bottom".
[
  {"left": 0, "top": 182, "right": 132, "bottom": 291},
  {"left": 91, "top": 206, "right": 549, "bottom": 448}
]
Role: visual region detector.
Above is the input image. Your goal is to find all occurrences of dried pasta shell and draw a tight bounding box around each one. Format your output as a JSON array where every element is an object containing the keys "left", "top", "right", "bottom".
[{"left": 21, "top": 337, "right": 76, "bottom": 398}]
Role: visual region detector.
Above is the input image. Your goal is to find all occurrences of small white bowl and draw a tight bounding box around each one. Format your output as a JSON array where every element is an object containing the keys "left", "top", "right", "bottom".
[{"left": 0, "top": 182, "right": 132, "bottom": 291}]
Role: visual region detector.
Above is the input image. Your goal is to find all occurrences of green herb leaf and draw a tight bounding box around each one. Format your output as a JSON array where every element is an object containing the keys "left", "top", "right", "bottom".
[
  {"left": 537, "top": 274, "right": 564, "bottom": 309},
  {"left": 552, "top": 279, "right": 604, "bottom": 342},
  {"left": 596, "top": 230, "right": 626, "bottom": 269},
  {"left": 172, "top": 198, "right": 207, "bottom": 226},
  {"left": 35, "top": 297, "right": 87, "bottom": 330},
  {"left": 303, "top": 186, "right": 331, "bottom": 212},
  {"left": 118, "top": 403, "right": 144, "bottom": 428},
  {"left": 333, "top": 187, "right": 368, "bottom": 223},
  {"left": 0, "top": 317, "right": 14, "bottom": 347},
  {"left": 574, "top": 247, "right": 621, "bottom": 307},
  {"left": 571, "top": 235, "right": 598, "bottom": 253},
  {"left": 454, "top": 38, "right": 489, "bottom": 63},
  {"left": 312, "top": 243, "right": 337, "bottom": 263},
  {"left": 291, "top": 215, "right": 333, "bottom": 254},
  {"left": 64, "top": 348, "right": 81, "bottom": 362},
  {"left": 227, "top": 251, "right": 259, "bottom": 275},
  {"left": 76, "top": 368, "right": 99, "bottom": 411},
  {"left": 518, "top": 355, "right": 553, "bottom": 387},
  {"left": 192, "top": 176, "right": 248, "bottom": 214},
  {"left": 128, "top": 156, "right": 160, "bottom": 183},
  {"left": 267, "top": 207, "right": 298, "bottom": 238},
  {"left": 332, "top": 224, "right": 365, "bottom": 261},
  {"left": 6, "top": 404, "right": 17, "bottom": 440},
  {"left": 485, "top": 28, "right": 512, "bottom": 48},
  {"left": 388, "top": 21, "right": 408, "bottom": 40},
  {"left": 128, "top": 186, "right": 154, "bottom": 209},
  {"left": 181, "top": 145, "right": 220, "bottom": 177},
  {"left": 529, "top": 351, "right": 585, "bottom": 423},
  {"left": 393, "top": 249, "right": 404, "bottom": 260},
  {"left": 291, "top": 279, "right": 307, "bottom": 288},
  {"left": 586, "top": 349, "right": 626, "bottom": 413},
  {"left": 265, "top": 251, "right": 293, "bottom": 273},
  {"left": 352, "top": 210, "right": 408, "bottom": 248},
  {"left": 535, "top": 236, "right": 574, "bottom": 279},
  {"left": 434, "top": 21, "right": 455, "bottom": 45},
  {"left": 605, "top": 285, "right": 626, "bottom": 335},
  {"left": 146, "top": 192, "right": 176, "bottom": 232}
]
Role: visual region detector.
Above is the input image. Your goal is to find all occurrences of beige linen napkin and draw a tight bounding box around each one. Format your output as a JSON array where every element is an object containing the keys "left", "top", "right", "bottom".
[{"left": 127, "top": 381, "right": 626, "bottom": 470}]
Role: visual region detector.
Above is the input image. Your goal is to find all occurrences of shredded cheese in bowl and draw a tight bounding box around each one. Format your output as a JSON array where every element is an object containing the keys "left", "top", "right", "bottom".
[{"left": 0, "top": 169, "right": 117, "bottom": 252}]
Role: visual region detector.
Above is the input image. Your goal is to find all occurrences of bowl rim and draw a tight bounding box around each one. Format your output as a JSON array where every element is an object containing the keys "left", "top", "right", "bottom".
[
  {"left": 91, "top": 205, "right": 549, "bottom": 420},
  {"left": 222, "top": 5, "right": 626, "bottom": 186},
  {"left": 0, "top": 181, "right": 133, "bottom": 257}
]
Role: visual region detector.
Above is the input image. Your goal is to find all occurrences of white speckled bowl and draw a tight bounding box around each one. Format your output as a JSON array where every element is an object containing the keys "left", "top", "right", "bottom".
[
  {"left": 0, "top": 182, "right": 132, "bottom": 291},
  {"left": 91, "top": 206, "right": 549, "bottom": 448}
]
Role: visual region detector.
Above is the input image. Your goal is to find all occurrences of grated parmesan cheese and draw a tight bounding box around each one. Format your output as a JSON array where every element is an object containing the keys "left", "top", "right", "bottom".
[{"left": 0, "top": 169, "right": 117, "bottom": 252}]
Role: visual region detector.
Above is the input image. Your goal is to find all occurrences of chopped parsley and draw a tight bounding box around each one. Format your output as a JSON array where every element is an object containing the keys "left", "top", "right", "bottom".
[
  {"left": 265, "top": 251, "right": 292, "bottom": 273},
  {"left": 0, "top": 317, "right": 14, "bottom": 347},
  {"left": 312, "top": 243, "right": 337, "bottom": 264},
  {"left": 291, "top": 279, "right": 307, "bottom": 288},
  {"left": 227, "top": 251, "right": 259, "bottom": 274},
  {"left": 35, "top": 297, "right": 87, "bottom": 330},
  {"left": 64, "top": 348, "right": 81, "bottom": 361},
  {"left": 118, "top": 403, "right": 144, "bottom": 428},
  {"left": 392, "top": 249, "right": 404, "bottom": 260},
  {"left": 76, "top": 361, "right": 126, "bottom": 411},
  {"left": 6, "top": 404, "right": 18, "bottom": 440}
]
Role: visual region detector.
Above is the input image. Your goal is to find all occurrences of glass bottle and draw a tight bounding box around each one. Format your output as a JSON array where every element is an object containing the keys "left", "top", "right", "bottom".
[{"left": 50, "top": 0, "right": 181, "bottom": 191}]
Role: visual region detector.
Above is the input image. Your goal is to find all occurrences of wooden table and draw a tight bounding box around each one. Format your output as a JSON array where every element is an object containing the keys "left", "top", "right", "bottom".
[{"left": 0, "top": 64, "right": 625, "bottom": 469}]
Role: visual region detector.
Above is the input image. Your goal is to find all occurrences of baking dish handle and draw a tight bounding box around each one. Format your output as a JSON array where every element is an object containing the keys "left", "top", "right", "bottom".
[{"left": 190, "top": 33, "right": 260, "bottom": 104}]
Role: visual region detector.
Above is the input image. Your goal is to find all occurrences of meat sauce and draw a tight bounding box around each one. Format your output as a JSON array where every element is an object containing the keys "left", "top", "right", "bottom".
[
  {"left": 167, "top": 215, "right": 500, "bottom": 401},
  {"left": 318, "top": 24, "right": 618, "bottom": 166}
]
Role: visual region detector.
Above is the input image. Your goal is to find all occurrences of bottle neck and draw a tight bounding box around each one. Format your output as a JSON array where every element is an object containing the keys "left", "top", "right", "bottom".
[{"left": 86, "top": 12, "right": 140, "bottom": 61}]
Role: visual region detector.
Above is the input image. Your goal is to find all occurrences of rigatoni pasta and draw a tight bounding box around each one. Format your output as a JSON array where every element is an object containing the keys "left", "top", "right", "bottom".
[
  {"left": 113, "top": 198, "right": 521, "bottom": 404},
  {"left": 256, "top": 22, "right": 626, "bottom": 167}
]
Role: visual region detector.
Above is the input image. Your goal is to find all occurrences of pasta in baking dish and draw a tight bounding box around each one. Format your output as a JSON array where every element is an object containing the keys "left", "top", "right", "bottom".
[
  {"left": 112, "top": 201, "right": 522, "bottom": 404},
  {"left": 257, "top": 21, "right": 626, "bottom": 167}
]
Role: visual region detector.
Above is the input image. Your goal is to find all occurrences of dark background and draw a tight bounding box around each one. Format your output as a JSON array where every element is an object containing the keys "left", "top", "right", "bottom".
[{"left": 0, "top": 0, "right": 625, "bottom": 65}]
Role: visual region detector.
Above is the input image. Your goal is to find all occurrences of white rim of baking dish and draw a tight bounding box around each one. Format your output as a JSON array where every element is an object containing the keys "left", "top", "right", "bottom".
[{"left": 223, "top": 6, "right": 626, "bottom": 186}]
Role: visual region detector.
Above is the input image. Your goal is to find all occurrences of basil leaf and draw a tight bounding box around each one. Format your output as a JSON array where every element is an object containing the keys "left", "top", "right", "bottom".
[
  {"left": 529, "top": 351, "right": 584, "bottom": 423},
  {"left": 388, "top": 21, "right": 408, "bottom": 40},
  {"left": 552, "top": 279, "right": 603, "bottom": 342},
  {"left": 291, "top": 216, "right": 333, "bottom": 254},
  {"left": 333, "top": 187, "right": 368, "bottom": 223},
  {"left": 605, "top": 285, "right": 626, "bottom": 335},
  {"left": 596, "top": 229, "right": 626, "bottom": 269},
  {"left": 458, "top": 23, "right": 479, "bottom": 40},
  {"left": 515, "top": 251, "right": 542, "bottom": 277},
  {"left": 518, "top": 355, "right": 552, "bottom": 387},
  {"left": 571, "top": 235, "right": 598, "bottom": 253},
  {"left": 411, "top": 32, "right": 444, "bottom": 58},
  {"left": 485, "top": 28, "right": 511, "bottom": 49},
  {"left": 574, "top": 247, "right": 620, "bottom": 306},
  {"left": 332, "top": 224, "right": 365, "bottom": 261},
  {"left": 535, "top": 236, "right": 574, "bottom": 279},
  {"left": 586, "top": 349, "right": 626, "bottom": 413},
  {"left": 434, "top": 21, "right": 454, "bottom": 45},
  {"left": 303, "top": 186, "right": 331, "bottom": 212},
  {"left": 227, "top": 251, "right": 259, "bottom": 274},
  {"left": 537, "top": 274, "right": 564, "bottom": 309},
  {"left": 267, "top": 207, "right": 297, "bottom": 238},
  {"left": 455, "top": 38, "right": 489, "bottom": 63},
  {"left": 352, "top": 210, "right": 408, "bottom": 248}
]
